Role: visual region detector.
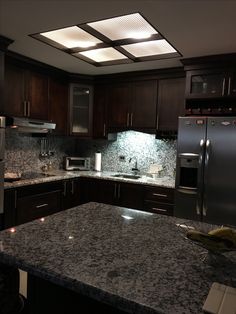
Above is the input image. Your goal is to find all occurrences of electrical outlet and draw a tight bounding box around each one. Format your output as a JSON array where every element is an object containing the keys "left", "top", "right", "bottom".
[{"left": 119, "top": 155, "right": 126, "bottom": 162}]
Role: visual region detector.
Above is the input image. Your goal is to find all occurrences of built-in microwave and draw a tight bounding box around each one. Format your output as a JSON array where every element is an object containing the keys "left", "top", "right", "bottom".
[{"left": 64, "top": 157, "right": 91, "bottom": 171}]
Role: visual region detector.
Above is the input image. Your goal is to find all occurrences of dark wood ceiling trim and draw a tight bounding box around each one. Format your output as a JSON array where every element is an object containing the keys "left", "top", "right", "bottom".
[
  {"left": 78, "top": 24, "right": 112, "bottom": 44},
  {"left": 71, "top": 53, "right": 100, "bottom": 67},
  {"left": 112, "top": 33, "right": 163, "bottom": 46},
  {"left": 0, "top": 35, "right": 14, "bottom": 52},
  {"left": 114, "top": 46, "right": 137, "bottom": 62},
  {"left": 66, "top": 43, "right": 109, "bottom": 54}
]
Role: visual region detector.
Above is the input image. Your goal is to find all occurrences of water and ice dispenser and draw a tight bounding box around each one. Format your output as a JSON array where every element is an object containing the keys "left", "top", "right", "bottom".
[{"left": 177, "top": 153, "right": 199, "bottom": 189}]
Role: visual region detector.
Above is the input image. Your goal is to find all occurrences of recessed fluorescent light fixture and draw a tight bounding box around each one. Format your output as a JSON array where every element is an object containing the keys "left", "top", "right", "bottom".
[
  {"left": 30, "top": 12, "right": 181, "bottom": 66},
  {"left": 121, "top": 39, "right": 177, "bottom": 57},
  {"left": 40, "top": 26, "right": 102, "bottom": 48},
  {"left": 87, "top": 12, "right": 157, "bottom": 41},
  {"left": 74, "top": 47, "right": 128, "bottom": 62}
]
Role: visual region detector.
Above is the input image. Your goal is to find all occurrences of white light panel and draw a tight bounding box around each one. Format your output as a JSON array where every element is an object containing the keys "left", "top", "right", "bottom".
[
  {"left": 87, "top": 13, "right": 157, "bottom": 41},
  {"left": 75, "top": 47, "right": 128, "bottom": 62},
  {"left": 40, "top": 26, "right": 102, "bottom": 48},
  {"left": 121, "top": 39, "right": 177, "bottom": 57}
]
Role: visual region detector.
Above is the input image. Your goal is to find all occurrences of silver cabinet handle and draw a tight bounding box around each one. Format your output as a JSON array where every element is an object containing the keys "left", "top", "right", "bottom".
[
  {"left": 228, "top": 77, "right": 231, "bottom": 95},
  {"left": 36, "top": 203, "right": 48, "bottom": 208},
  {"left": 152, "top": 193, "right": 167, "bottom": 198},
  {"left": 127, "top": 113, "right": 130, "bottom": 127},
  {"left": 222, "top": 78, "right": 226, "bottom": 96},
  {"left": 130, "top": 113, "right": 133, "bottom": 127},
  {"left": 63, "top": 181, "right": 67, "bottom": 196},
  {"left": 152, "top": 208, "right": 167, "bottom": 212},
  {"left": 103, "top": 123, "right": 106, "bottom": 137},
  {"left": 27, "top": 101, "right": 30, "bottom": 117},
  {"left": 14, "top": 190, "right": 17, "bottom": 209},
  {"left": 23, "top": 101, "right": 27, "bottom": 117},
  {"left": 114, "top": 184, "right": 117, "bottom": 198},
  {"left": 177, "top": 188, "right": 197, "bottom": 195},
  {"left": 71, "top": 180, "right": 74, "bottom": 194}
]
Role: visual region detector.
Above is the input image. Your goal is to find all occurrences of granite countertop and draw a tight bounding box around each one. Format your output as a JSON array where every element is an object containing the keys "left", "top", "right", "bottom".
[
  {"left": 4, "top": 170, "right": 175, "bottom": 190},
  {"left": 0, "top": 202, "right": 235, "bottom": 313}
]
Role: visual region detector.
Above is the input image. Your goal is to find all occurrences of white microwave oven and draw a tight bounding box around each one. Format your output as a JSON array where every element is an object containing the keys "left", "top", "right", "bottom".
[{"left": 64, "top": 157, "right": 91, "bottom": 171}]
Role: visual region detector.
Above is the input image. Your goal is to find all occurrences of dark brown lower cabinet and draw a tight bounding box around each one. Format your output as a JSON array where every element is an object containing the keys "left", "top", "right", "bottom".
[
  {"left": 81, "top": 178, "right": 174, "bottom": 215},
  {"left": 4, "top": 181, "right": 63, "bottom": 228},
  {"left": 143, "top": 186, "right": 174, "bottom": 216},
  {"left": 81, "top": 178, "right": 150, "bottom": 212},
  {"left": 62, "top": 178, "right": 82, "bottom": 210}
]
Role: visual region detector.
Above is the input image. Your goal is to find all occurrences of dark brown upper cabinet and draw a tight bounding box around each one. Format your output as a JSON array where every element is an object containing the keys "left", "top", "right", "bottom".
[
  {"left": 93, "top": 84, "right": 108, "bottom": 139},
  {"left": 49, "top": 77, "right": 69, "bottom": 135},
  {"left": 132, "top": 80, "right": 157, "bottom": 130},
  {"left": 107, "top": 80, "right": 157, "bottom": 132},
  {"left": 157, "top": 77, "right": 185, "bottom": 133},
  {"left": 69, "top": 83, "right": 93, "bottom": 137},
  {"left": 4, "top": 62, "right": 49, "bottom": 120},
  {"left": 107, "top": 82, "right": 131, "bottom": 131}
]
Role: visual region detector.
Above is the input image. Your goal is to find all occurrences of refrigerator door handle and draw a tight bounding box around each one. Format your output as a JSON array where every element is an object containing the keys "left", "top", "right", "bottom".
[
  {"left": 203, "top": 139, "right": 211, "bottom": 216},
  {"left": 196, "top": 139, "right": 205, "bottom": 215}
]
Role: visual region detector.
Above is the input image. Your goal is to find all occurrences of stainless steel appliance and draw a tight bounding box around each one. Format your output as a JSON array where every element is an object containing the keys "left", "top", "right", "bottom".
[
  {"left": 6, "top": 116, "right": 56, "bottom": 133},
  {"left": 0, "top": 117, "right": 5, "bottom": 229},
  {"left": 175, "top": 116, "right": 236, "bottom": 226},
  {"left": 64, "top": 157, "right": 91, "bottom": 171}
]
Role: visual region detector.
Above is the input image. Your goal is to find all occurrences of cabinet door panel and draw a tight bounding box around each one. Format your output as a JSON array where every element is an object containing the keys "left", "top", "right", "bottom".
[
  {"left": 107, "top": 83, "right": 130, "bottom": 129},
  {"left": 49, "top": 78, "right": 68, "bottom": 135},
  {"left": 70, "top": 84, "right": 93, "bottom": 136},
  {"left": 93, "top": 85, "right": 107, "bottom": 138},
  {"left": 132, "top": 80, "right": 157, "bottom": 129},
  {"left": 119, "top": 183, "right": 144, "bottom": 210},
  {"left": 4, "top": 64, "right": 25, "bottom": 116},
  {"left": 17, "top": 190, "right": 61, "bottom": 225},
  {"left": 28, "top": 71, "right": 49, "bottom": 120},
  {"left": 157, "top": 77, "right": 185, "bottom": 131}
]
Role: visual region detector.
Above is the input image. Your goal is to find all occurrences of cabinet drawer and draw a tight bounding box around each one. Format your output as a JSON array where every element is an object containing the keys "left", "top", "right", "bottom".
[
  {"left": 144, "top": 200, "right": 173, "bottom": 216},
  {"left": 145, "top": 186, "right": 174, "bottom": 203},
  {"left": 17, "top": 190, "right": 61, "bottom": 225}
]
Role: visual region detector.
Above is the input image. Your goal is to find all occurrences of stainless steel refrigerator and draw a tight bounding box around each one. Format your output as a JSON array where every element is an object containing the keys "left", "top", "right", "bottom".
[
  {"left": 175, "top": 116, "right": 236, "bottom": 226},
  {"left": 0, "top": 117, "right": 5, "bottom": 230}
]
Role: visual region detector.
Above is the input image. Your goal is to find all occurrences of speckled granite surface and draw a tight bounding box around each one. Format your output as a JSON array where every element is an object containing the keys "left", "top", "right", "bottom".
[
  {"left": 4, "top": 170, "right": 175, "bottom": 190},
  {"left": 0, "top": 202, "right": 236, "bottom": 313}
]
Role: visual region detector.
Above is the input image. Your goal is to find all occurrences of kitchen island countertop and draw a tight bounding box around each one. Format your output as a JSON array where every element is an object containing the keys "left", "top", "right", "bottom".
[
  {"left": 0, "top": 202, "right": 235, "bottom": 313},
  {"left": 4, "top": 170, "right": 175, "bottom": 189}
]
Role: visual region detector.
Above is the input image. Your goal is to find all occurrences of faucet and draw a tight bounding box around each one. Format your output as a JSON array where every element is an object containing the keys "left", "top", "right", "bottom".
[{"left": 129, "top": 157, "right": 140, "bottom": 174}]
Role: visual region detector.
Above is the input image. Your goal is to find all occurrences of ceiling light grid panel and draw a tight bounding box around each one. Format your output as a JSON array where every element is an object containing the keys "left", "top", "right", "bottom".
[{"left": 31, "top": 13, "right": 181, "bottom": 66}]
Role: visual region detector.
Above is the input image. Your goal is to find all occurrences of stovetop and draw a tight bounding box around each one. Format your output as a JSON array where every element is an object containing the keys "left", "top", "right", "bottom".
[{"left": 4, "top": 172, "right": 55, "bottom": 182}]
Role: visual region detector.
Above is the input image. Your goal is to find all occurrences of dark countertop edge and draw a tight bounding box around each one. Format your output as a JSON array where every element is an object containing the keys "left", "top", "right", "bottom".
[
  {"left": 0, "top": 253, "right": 163, "bottom": 314},
  {"left": 4, "top": 172, "right": 175, "bottom": 190}
]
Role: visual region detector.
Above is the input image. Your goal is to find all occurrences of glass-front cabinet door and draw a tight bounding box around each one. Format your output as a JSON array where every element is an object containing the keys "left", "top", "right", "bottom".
[
  {"left": 70, "top": 84, "right": 93, "bottom": 136},
  {"left": 228, "top": 71, "right": 236, "bottom": 96},
  {"left": 187, "top": 70, "right": 226, "bottom": 98}
]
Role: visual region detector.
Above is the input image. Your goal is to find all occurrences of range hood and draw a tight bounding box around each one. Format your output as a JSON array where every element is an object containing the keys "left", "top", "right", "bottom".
[{"left": 6, "top": 117, "right": 56, "bottom": 133}]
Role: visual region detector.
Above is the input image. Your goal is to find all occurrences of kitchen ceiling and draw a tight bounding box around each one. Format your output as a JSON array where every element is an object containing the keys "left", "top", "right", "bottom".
[{"left": 0, "top": 0, "right": 236, "bottom": 75}]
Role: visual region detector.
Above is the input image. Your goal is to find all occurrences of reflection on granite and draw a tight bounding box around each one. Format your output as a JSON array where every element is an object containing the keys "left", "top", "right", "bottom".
[
  {"left": 4, "top": 170, "right": 175, "bottom": 189},
  {"left": 0, "top": 202, "right": 235, "bottom": 314}
]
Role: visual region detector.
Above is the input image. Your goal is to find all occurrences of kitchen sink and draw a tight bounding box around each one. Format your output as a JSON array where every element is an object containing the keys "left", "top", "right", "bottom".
[{"left": 112, "top": 174, "right": 141, "bottom": 180}]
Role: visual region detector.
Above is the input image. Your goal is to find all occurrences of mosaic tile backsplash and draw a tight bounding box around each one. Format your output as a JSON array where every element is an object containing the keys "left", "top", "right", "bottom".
[
  {"left": 5, "top": 130, "right": 176, "bottom": 178},
  {"left": 76, "top": 131, "right": 177, "bottom": 178},
  {"left": 5, "top": 129, "right": 76, "bottom": 174}
]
